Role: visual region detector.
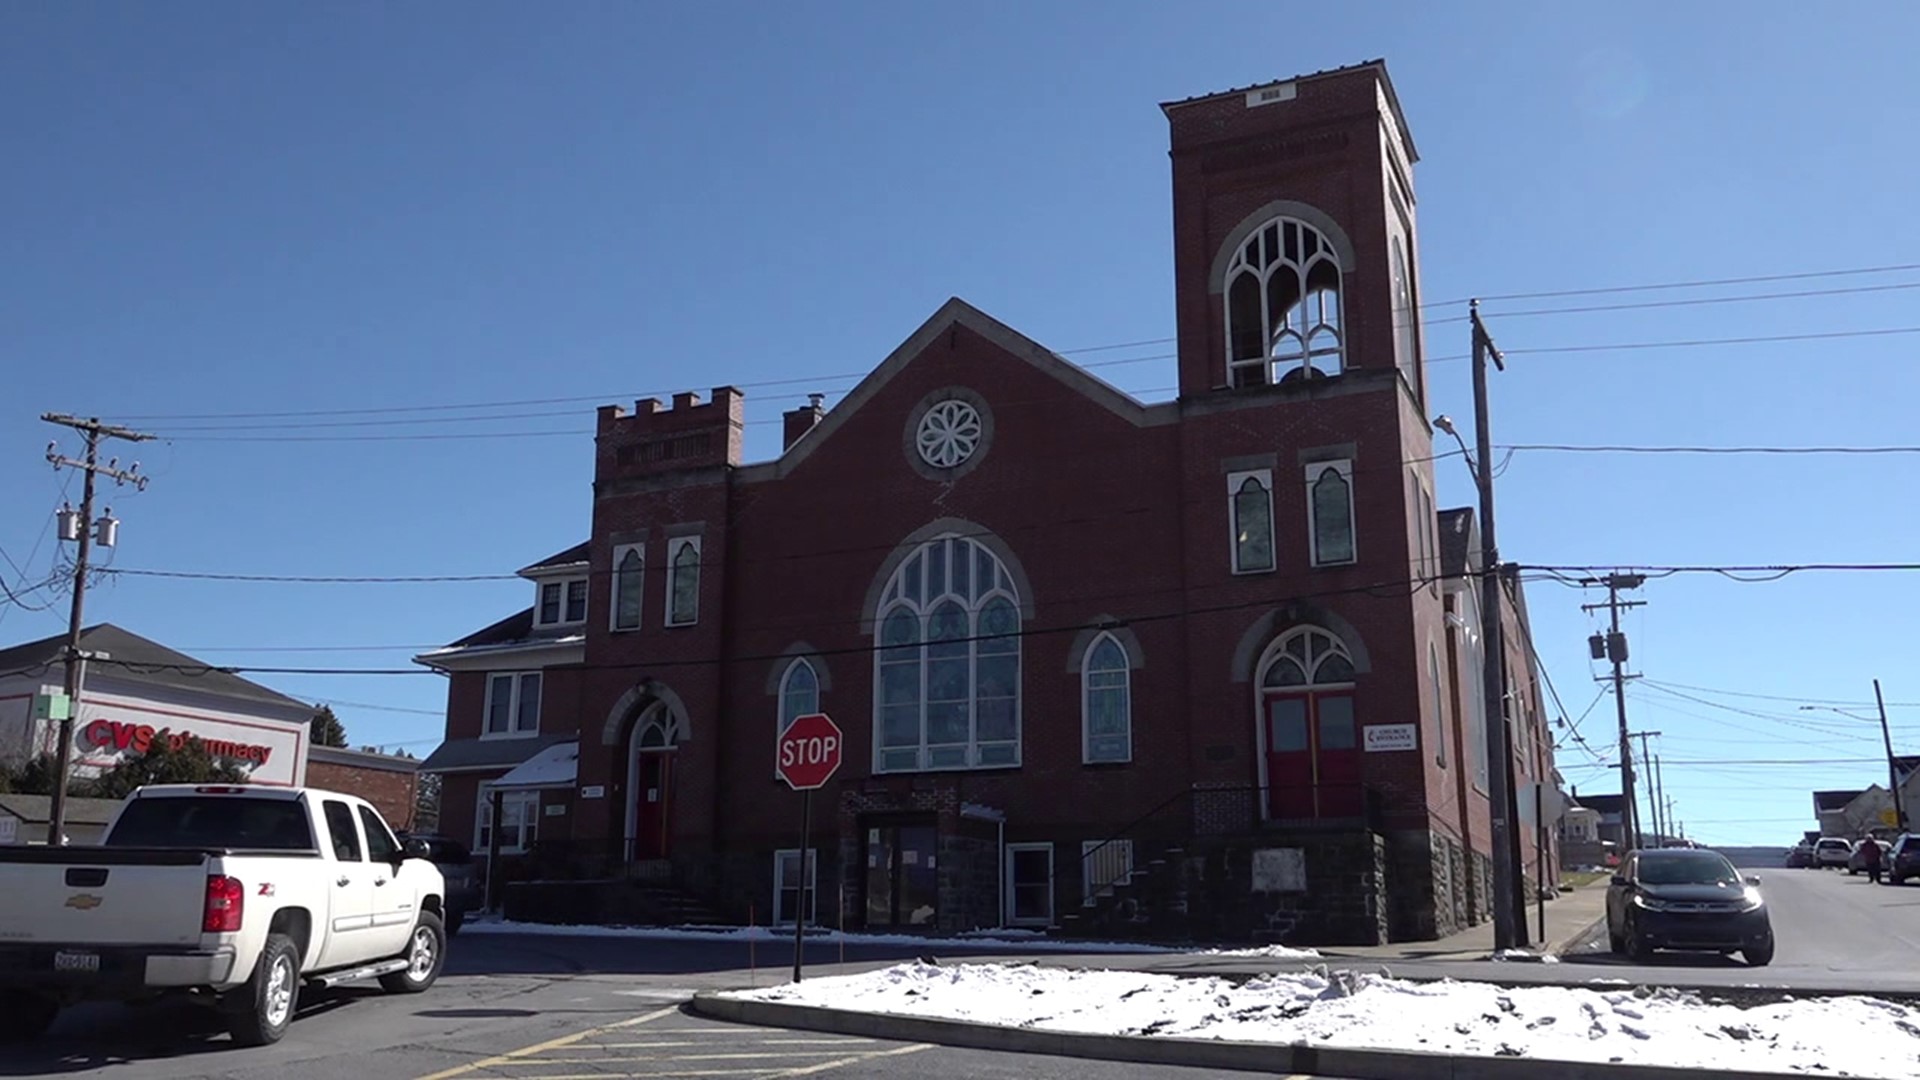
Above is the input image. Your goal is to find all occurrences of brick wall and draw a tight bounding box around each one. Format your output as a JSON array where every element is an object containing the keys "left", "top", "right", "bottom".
[{"left": 307, "top": 749, "right": 419, "bottom": 832}]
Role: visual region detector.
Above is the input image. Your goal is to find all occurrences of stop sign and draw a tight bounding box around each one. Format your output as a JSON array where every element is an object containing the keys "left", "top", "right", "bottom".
[{"left": 777, "top": 713, "right": 843, "bottom": 791}]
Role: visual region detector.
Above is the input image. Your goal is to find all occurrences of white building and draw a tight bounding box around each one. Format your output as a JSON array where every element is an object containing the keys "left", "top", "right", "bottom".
[{"left": 0, "top": 624, "right": 312, "bottom": 787}]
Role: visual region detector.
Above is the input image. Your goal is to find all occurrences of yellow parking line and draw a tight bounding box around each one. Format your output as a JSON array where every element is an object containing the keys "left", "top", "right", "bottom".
[
  {"left": 587, "top": 1039, "right": 875, "bottom": 1048},
  {"left": 768, "top": 1044, "right": 933, "bottom": 1077},
  {"left": 412, "top": 1005, "right": 678, "bottom": 1080},
  {"left": 524, "top": 1052, "right": 853, "bottom": 1064}
]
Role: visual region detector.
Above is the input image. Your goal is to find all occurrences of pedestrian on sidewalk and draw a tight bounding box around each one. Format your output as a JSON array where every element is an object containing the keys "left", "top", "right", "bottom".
[{"left": 1860, "top": 837, "right": 1885, "bottom": 884}]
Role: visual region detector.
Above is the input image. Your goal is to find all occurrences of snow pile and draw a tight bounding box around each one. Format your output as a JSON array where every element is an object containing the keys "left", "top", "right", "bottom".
[
  {"left": 463, "top": 921, "right": 1180, "bottom": 953},
  {"left": 728, "top": 962, "right": 1920, "bottom": 1077},
  {"left": 1198, "top": 944, "right": 1322, "bottom": 960}
]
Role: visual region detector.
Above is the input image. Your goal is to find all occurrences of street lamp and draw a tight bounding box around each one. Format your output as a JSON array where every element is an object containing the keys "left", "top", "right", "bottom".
[
  {"left": 1431, "top": 414, "right": 1478, "bottom": 483},
  {"left": 1802, "top": 686, "right": 1905, "bottom": 833}
]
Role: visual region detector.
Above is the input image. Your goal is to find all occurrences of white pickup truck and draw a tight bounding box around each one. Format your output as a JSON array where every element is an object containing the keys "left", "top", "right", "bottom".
[{"left": 0, "top": 784, "right": 447, "bottom": 1047}]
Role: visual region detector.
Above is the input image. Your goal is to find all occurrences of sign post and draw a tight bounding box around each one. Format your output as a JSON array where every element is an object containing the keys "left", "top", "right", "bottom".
[{"left": 776, "top": 713, "right": 844, "bottom": 983}]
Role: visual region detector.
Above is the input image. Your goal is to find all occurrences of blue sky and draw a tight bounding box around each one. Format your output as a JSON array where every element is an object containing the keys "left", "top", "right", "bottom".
[{"left": 3, "top": 3, "right": 1917, "bottom": 846}]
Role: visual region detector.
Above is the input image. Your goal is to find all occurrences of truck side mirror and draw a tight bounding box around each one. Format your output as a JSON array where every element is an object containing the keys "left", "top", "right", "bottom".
[{"left": 401, "top": 837, "right": 431, "bottom": 861}]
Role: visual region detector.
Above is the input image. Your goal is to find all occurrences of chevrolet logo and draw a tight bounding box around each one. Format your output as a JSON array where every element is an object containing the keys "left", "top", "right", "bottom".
[{"left": 65, "top": 894, "right": 103, "bottom": 911}]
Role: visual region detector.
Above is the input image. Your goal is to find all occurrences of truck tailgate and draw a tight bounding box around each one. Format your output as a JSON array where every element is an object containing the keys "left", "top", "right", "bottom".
[{"left": 0, "top": 848, "right": 211, "bottom": 947}]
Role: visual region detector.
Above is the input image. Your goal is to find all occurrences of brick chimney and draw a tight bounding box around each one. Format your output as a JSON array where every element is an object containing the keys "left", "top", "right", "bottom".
[{"left": 782, "top": 393, "right": 826, "bottom": 451}]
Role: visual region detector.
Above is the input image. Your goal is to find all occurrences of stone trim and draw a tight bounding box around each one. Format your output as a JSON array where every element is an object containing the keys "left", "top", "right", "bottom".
[
  {"left": 1063, "top": 619, "right": 1146, "bottom": 674},
  {"left": 1207, "top": 200, "right": 1359, "bottom": 294},
  {"left": 764, "top": 644, "right": 834, "bottom": 695},
  {"left": 1230, "top": 603, "right": 1374, "bottom": 684},
  {"left": 600, "top": 679, "right": 693, "bottom": 747}
]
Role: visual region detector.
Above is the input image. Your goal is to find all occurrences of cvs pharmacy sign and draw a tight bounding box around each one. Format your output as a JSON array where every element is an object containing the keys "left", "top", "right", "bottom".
[{"left": 83, "top": 720, "right": 275, "bottom": 766}]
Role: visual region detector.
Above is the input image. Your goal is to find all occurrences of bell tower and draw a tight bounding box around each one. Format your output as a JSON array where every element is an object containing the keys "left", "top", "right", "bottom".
[{"left": 1163, "top": 60, "right": 1425, "bottom": 406}]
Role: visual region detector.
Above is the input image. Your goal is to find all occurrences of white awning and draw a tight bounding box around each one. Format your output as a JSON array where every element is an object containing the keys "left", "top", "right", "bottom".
[{"left": 489, "top": 741, "right": 578, "bottom": 791}]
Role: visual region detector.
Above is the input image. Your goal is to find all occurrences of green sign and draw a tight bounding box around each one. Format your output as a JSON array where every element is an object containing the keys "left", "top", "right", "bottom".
[{"left": 31, "top": 692, "right": 71, "bottom": 722}]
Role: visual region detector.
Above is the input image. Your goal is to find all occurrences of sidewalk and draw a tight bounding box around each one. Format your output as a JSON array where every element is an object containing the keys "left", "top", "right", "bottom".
[{"left": 1311, "top": 880, "right": 1610, "bottom": 962}]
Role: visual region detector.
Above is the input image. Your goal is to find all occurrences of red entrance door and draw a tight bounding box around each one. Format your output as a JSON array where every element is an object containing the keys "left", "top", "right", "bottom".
[
  {"left": 632, "top": 752, "right": 674, "bottom": 860},
  {"left": 1264, "top": 690, "right": 1360, "bottom": 819}
]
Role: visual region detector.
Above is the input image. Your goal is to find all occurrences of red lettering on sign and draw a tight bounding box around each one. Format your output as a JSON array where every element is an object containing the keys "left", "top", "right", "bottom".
[{"left": 78, "top": 719, "right": 275, "bottom": 766}]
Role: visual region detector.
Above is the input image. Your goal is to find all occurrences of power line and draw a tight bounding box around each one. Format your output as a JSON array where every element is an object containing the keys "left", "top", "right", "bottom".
[
  {"left": 74, "top": 566, "right": 1450, "bottom": 679},
  {"left": 1638, "top": 677, "right": 1920, "bottom": 710},
  {"left": 1424, "top": 260, "right": 1920, "bottom": 308},
  {"left": 1425, "top": 278, "right": 1920, "bottom": 325},
  {"left": 1507, "top": 443, "right": 1920, "bottom": 457}
]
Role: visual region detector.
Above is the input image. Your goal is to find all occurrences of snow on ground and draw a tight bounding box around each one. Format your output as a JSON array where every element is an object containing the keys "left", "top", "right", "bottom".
[
  {"left": 728, "top": 962, "right": 1920, "bottom": 1077},
  {"left": 464, "top": 920, "right": 1191, "bottom": 953},
  {"left": 1198, "top": 944, "right": 1323, "bottom": 960}
]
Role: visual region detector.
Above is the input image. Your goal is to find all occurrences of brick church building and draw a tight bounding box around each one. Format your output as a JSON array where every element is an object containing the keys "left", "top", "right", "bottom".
[{"left": 419, "top": 59, "right": 1558, "bottom": 944}]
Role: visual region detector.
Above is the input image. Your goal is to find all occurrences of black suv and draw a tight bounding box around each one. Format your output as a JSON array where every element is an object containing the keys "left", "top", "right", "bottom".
[
  {"left": 1890, "top": 834, "right": 1920, "bottom": 885},
  {"left": 398, "top": 832, "right": 482, "bottom": 933},
  {"left": 1605, "top": 848, "right": 1773, "bottom": 966}
]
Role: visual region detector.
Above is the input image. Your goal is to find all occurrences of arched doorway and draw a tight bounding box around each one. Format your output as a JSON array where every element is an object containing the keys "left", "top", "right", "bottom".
[
  {"left": 624, "top": 703, "right": 686, "bottom": 861},
  {"left": 1256, "top": 626, "right": 1360, "bottom": 819}
]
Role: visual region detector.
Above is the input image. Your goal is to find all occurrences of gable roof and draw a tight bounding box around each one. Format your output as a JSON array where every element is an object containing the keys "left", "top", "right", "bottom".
[
  {"left": 517, "top": 542, "right": 589, "bottom": 577},
  {"left": 1814, "top": 789, "right": 1864, "bottom": 812},
  {"left": 1573, "top": 793, "right": 1624, "bottom": 815},
  {"left": 737, "top": 297, "right": 1176, "bottom": 483},
  {"left": 0, "top": 624, "right": 308, "bottom": 711}
]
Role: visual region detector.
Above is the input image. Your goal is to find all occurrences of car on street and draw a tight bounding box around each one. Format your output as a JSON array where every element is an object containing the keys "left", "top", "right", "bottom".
[
  {"left": 1813, "top": 837, "right": 1853, "bottom": 869},
  {"left": 0, "top": 784, "right": 447, "bottom": 1047},
  {"left": 1605, "top": 848, "right": 1773, "bottom": 966},
  {"left": 396, "top": 832, "right": 481, "bottom": 934},
  {"left": 1848, "top": 838, "right": 1892, "bottom": 876},
  {"left": 1889, "top": 834, "right": 1920, "bottom": 885},
  {"left": 1786, "top": 842, "right": 1814, "bottom": 868}
]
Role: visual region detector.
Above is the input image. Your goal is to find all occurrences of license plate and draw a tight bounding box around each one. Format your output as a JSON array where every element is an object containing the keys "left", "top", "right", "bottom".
[{"left": 53, "top": 950, "right": 100, "bottom": 974}]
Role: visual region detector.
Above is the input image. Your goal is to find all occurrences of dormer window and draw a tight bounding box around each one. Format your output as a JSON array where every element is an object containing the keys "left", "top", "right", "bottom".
[
  {"left": 1225, "top": 217, "right": 1344, "bottom": 388},
  {"left": 535, "top": 576, "right": 588, "bottom": 628}
]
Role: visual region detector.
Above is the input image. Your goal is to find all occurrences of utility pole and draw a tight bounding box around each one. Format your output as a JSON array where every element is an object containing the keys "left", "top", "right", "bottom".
[
  {"left": 1626, "top": 731, "right": 1663, "bottom": 843},
  {"left": 1468, "top": 301, "right": 1525, "bottom": 950},
  {"left": 1874, "top": 680, "right": 1906, "bottom": 832},
  {"left": 1653, "top": 755, "right": 1669, "bottom": 844},
  {"left": 42, "top": 414, "right": 152, "bottom": 845},
  {"left": 1583, "top": 575, "right": 1645, "bottom": 851}
]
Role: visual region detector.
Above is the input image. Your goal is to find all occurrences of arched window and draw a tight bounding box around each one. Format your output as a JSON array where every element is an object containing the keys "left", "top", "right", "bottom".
[
  {"left": 1224, "top": 217, "right": 1344, "bottom": 388},
  {"left": 873, "top": 534, "right": 1021, "bottom": 772},
  {"left": 1391, "top": 237, "right": 1419, "bottom": 400},
  {"left": 1428, "top": 640, "right": 1447, "bottom": 768},
  {"left": 613, "top": 545, "right": 645, "bottom": 631},
  {"left": 1258, "top": 626, "right": 1359, "bottom": 820},
  {"left": 1082, "top": 634, "right": 1131, "bottom": 763},
  {"left": 1260, "top": 627, "right": 1355, "bottom": 688},
  {"left": 1306, "top": 461, "right": 1355, "bottom": 566},
  {"left": 779, "top": 659, "right": 819, "bottom": 735},
  {"left": 667, "top": 538, "right": 700, "bottom": 626}
]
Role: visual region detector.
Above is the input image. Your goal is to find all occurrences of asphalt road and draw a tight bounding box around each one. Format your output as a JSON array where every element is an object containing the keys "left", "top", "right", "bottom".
[
  {"left": 4, "top": 867, "right": 1914, "bottom": 1079},
  {"left": 0, "top": 935, "right": 1237, "bottom": 1080}
]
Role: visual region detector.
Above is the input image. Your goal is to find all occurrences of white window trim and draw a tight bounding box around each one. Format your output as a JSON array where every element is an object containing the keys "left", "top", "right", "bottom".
[
  {"left": 1304, "top": 459, "right": 1358, "bottom": 567},
  {"left": 1004, "top": 842, "right": 1055, "bottom": 927},
  {"left": 776, "top": 658, "right": 820, "bottom": 779},
  {"left": 611, "top": 543, "right": 645, "bottom": 632},
  {"left": 475, "top": 788, "right": 539, "bottom": 855},
  {"left": 772, "top": 848, "right": 818, "bottom": 926},
  {"left": 481, "top": 671, "right": 543, "bottom": 740},
  {"left": 666, "top": 537, "right": 701, "bottom": 628},
  {"left": 1226, "top": 469, "right": 1275, "bottom": 575},
  {"left": 534, "top": 575, "right": 590, "bottom": 629},
  {"left": 1081, "top": 633, "right": 1132, "bottom": 765},
  {"left": 1081, "top": 839, "right": 1134, "bottom": 906},
  {"left": 870, "top": 534, "right": 1024, "bottom": 775}
]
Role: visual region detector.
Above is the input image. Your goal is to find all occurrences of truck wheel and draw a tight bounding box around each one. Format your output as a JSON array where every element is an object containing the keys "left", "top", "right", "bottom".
[
  {"left": 227, "top": 933, "right": 300, "bottom": 1047},
  {"left": 0, "top": 990, "right": 59, "bottom": 1043},
  {"left": 380, "top": 911, "right": 446, "bottom": 994}
]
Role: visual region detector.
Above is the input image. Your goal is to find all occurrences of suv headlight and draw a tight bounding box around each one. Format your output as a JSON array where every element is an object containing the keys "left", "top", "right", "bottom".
[
  {"left": 1737, "top": 888, "right": 1765, "bottom": 912},
  {"left": 1631, "top": 894, "right": 1673, "bottom": 911}
]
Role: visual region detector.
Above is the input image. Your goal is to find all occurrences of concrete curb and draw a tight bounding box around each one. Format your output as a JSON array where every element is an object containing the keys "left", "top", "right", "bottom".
[{"left": 690, "top": 992, "right": 1811, "bottom": 1080}]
